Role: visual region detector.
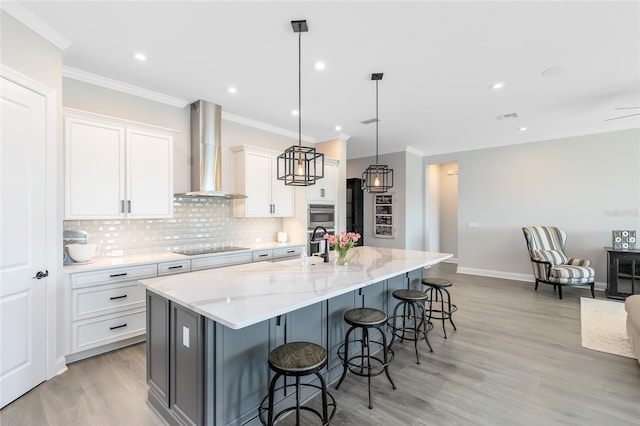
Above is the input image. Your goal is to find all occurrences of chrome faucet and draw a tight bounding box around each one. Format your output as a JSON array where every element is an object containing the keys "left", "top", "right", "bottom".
[{"left": 311, "top": 226, "right": 330, "bottom": 263}]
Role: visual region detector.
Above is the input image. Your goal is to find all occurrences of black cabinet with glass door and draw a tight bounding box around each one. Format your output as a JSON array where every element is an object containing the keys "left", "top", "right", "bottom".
[{"left": 605, "top": 247, "right": 640, "bottom": 299}]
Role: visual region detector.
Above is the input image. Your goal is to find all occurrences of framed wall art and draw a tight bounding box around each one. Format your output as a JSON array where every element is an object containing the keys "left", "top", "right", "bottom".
[{"left": 373, "top": 193, "right": 395, "bottom": 238}]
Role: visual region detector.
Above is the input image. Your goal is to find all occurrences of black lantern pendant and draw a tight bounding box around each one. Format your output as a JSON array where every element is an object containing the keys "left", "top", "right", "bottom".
[
  {"left": 362, "top": 73, "right": 393, "bottom": 193},
  {"left": 277, "top": 20, "right": 324, "bottom": 186}
]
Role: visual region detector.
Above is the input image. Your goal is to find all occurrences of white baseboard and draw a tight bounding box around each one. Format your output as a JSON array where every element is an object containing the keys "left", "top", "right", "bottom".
[
  {"left": 55, "top": 356, "right": 68, "bottom": 377},
  {"left": 456, "top": 266, "right": 606, "bottom": 292}
]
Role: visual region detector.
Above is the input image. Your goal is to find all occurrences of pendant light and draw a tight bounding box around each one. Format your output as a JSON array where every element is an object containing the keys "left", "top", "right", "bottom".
[
  {"left": 277, "top": 20, "right": 324, "bottom": 186},
  {"left": 362, "top": 73, "right": 393, "bottom": 193}
]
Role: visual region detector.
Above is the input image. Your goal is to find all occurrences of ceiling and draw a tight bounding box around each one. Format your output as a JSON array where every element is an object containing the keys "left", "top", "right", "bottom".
[{"left": 13, "top": 1, "right": 640, "bottom": 159}]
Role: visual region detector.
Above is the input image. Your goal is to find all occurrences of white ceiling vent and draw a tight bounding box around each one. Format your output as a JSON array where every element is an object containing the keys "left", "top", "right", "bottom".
[
  {"left": 361, "top": 118, "right": 380, "bottom": 125},
  {"left": 495, "top": 112, "right": 519, "bottom": 120}
]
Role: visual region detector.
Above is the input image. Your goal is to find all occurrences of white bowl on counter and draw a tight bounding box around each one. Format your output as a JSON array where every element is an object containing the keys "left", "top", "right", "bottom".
[{"left": 66, "top": 243, "right": 100, "bottom": 262}]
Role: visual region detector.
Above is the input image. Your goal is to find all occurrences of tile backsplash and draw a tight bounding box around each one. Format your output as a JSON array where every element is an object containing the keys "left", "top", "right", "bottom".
[{"left": 64, "top": 197, "right": 284, "bottom": 257}]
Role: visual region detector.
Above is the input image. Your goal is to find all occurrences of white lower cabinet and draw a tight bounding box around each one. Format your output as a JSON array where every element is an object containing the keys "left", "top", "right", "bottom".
[
  {"left": 191, "top": 252, "right": 253, "bottom": 271},
  {"left": 273, "top": 246, "right": 304, "bottom": 260},
  {"left": 66, "top": 264, "right": 157, "bottom": 362},
  {"left": 72, "top": 309, "right": 147, "bottom": 354},
  {"left": 65, "top": 246, "right": 305, "bottom": 362}
]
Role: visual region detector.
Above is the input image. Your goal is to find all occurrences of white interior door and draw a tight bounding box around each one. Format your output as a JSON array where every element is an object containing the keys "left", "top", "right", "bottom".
[{"left": 0, "top": 77, "right": 48, "bottom": 408}]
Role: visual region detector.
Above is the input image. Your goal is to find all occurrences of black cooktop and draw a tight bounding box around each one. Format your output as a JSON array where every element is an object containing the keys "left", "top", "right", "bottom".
[{"left": 173, "top": 246, "right": 249, "bottom": 256}]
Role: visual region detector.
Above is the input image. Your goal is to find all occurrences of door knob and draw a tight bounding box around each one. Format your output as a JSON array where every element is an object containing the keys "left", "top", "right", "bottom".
[{"left": 33, "top": 270, "right": 49, "bottom": 279}]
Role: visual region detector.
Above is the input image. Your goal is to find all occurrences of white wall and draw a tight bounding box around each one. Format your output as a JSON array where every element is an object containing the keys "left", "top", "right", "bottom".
[{"left": 425, "top": 128, "right": 640, "bottom": 284}]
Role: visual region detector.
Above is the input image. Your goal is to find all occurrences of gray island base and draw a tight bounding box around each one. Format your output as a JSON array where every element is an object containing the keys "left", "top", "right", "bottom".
[{"left": 140, "top": 247, "right": 452, "bottom": 425}]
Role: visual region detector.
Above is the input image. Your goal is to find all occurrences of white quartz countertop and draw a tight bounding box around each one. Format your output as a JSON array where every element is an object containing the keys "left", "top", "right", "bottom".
[
  {"left": 139, "top": 246, "right": 452, "bottom": 330},
  {"left": 62, "top": 241, "right": 305, "bottom": 273}
]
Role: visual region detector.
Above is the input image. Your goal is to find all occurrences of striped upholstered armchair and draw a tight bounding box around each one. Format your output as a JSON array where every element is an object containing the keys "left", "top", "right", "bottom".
[{"left": 522, "top": 226, "right": 595, "bottom": 299}]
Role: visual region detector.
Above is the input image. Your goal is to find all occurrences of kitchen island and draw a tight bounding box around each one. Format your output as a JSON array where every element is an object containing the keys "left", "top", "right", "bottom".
[{"left": 139, "top": 246, "right": 452, "bottom": 426}]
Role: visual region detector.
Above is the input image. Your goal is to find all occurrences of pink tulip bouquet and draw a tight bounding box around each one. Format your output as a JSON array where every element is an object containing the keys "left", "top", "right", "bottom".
[{"left": 324, "top": 231, "right": 361, "bottom": 265}]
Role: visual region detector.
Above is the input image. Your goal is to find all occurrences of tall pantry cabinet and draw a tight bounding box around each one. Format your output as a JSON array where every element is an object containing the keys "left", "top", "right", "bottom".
[{"left": 64, "top": 110, "right": 175, "bottom": 219}]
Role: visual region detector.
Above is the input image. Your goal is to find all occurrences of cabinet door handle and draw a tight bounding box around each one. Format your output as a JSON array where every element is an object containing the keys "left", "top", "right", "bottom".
[
  {"left": 321, "top": 188, "right": 325, "bottom": 197},
  {"left": 109, "top": 272, "right": 128, "bottom": 278},
  {"left": 127, "top": 200, "right": 131, "bottom": 213},
  {"left": 258, "top": 254, "right": 269, "bottom": 258},
  {"left": 286, "top": 250, "right": 295, "bottom": 254},
  {"left": 120, "top": 200, "right": 125, "bottom": 213},
  {"left": 168, "top": 265, "right": 183, "bottom": 270},
  {"left": 109, "top": 294, "right": 127, "bottom": 300},
  {"left": 109, "top": 323, "right": 127, "bottom": 330}
]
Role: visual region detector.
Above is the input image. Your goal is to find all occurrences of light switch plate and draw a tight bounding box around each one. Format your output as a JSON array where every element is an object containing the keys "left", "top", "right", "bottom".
[{"left": 182, "top": 326, "right": 190, "bottom": 348}]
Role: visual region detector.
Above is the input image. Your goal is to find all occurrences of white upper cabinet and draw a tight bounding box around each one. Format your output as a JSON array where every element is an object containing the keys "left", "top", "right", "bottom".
[
  {"left": 233, "top": 145, "right": 294, "bottom": 217},
  {"left": 306, "top": 157, "right": 338, "bottom": 204},
  {"left": 64, "top": 110, "right": 174, "bottom": 219}
]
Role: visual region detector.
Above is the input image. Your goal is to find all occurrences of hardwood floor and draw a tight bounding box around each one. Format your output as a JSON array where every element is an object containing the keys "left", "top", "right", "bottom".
[{"left": 2, "top": 263, "right": 639, "bottom": 425}]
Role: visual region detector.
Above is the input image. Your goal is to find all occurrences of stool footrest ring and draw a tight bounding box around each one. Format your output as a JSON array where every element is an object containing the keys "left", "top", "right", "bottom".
[{"left": 258, "top": 381, "right": 336, "bottom": 425}]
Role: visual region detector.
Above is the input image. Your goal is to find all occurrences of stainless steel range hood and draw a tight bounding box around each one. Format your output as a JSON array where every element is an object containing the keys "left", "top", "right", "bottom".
[{"left": 176, "top": 100, "right": 246, "bottom": 199}]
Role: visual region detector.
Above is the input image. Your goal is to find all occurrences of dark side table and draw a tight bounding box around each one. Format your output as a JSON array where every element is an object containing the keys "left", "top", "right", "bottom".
[{"left": 605, "top": 247, "right": 640, "bottom": 300}]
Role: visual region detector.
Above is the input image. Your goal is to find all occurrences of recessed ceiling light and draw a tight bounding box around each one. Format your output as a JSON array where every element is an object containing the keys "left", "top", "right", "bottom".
[
  {"left": 335, "top": 126, "right": 341, "bottom": 131},
  {"left": 490, "top": 82, "right": 505, "bottom": 90},
  {"left": 519, "top": 127, "right": 528, "bottom": 132},
  {"left": 314, "top": 62, "right": 326, "bottom": 71},
  {"left": 291, "top": 110, "right": 299, "bottom": 116},
  {"left": 227, "top": 87, "right": 237, "bottom": 94},
  {"left": 134, "top": 52, "right": 147, "bottom": 61}
]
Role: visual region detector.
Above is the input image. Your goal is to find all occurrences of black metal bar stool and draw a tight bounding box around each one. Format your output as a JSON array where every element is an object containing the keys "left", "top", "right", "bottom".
[
  {"left": 259, "top": 341, "right": 336, "bottom": 425},
  {"left": 422, "top": 278, "right": 458, "bottom": 338},
  {"left": 387, "top": 289, "right": 433, "bottom": 364},
  {"left": 335, "top": 308, "right": 396, "bottom": 409}
]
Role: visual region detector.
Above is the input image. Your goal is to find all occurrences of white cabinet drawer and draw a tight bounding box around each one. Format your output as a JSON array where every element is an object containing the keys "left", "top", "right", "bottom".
[
  {"left": 71, "top": 263, "right": 157, "bottom": 288},
  {"left": 273, "top": 246, "right": 303, "bottom": 260},
  {"left": 72, "top": 308, "right": 146, "bottom": 353},
  {"left": 191, "top": 252, "right": 253, "bottom": 271},
  {"left": 72, "top": 282, "right": 145, "bottom": 321},
  {"left": 252, "top": 250, "right": 273, "bottom": 262},
  {"left": 158, "top": 260, "right": 191, "bottom": 276}
]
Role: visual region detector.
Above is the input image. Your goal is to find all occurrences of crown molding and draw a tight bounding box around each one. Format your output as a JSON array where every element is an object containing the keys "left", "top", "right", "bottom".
[
  {"left": 222, "top": 111, "right": 315, "bottom": 143},
  {"left": 63, "top": 66, "right": 190, "bottom": 108},
  {"left": 1, "top": 1, "right": 71, "bottom": 50},
  {"left": 338, "top": 132, "right": 352, "bottom": 142},
  {"left": 405, "top": 145, "right": 424, "bottom": 156}
]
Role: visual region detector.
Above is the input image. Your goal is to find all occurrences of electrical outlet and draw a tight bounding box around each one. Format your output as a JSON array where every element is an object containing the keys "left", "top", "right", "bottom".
[
  {"left": 182, "top": 326, "right": 190, "bottom": 348},
  {"left": 468, "top": 222, "right": 479, "bottom": 228},
  {"left": 255, "top": 237, "right": 262, "bottom": 243},
  {"left": 111, "top": 249, "right": 123, "bottom": 256}
]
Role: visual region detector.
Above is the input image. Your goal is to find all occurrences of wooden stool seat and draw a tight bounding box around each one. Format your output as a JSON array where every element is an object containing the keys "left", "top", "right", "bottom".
[
  {"left": 344, "top": 307, "right": 387, "bottom": 326},
  {"left": 392, "top": 289, "right": 428, "bottom": 301},
  {"left": 259, "top": 342, "right": 336, "bottom": 425},
  {"left": 421, "top": 278, "right": 452, "bottom": 288},
  {"left": 268, "top": 341, "right": 327, "bottom": 373}
]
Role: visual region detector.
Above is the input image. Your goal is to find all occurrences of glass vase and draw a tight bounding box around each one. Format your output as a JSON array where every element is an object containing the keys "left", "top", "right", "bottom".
[{"left": 336, "top": 250, "right": 349, "bottom": 266}]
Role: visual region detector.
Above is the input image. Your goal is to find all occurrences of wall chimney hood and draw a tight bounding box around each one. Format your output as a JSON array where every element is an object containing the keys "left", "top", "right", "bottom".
[{"left": 177, "top": 100, "right": 246, "bottom": 199}]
